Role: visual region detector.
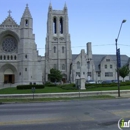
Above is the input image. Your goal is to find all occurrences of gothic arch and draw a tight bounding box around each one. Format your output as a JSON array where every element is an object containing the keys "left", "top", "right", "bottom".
[
  {"left": 53, "top": 17, "right": 57, "bottom": 34},
  {"left": 0, "top": 64, "right": 18, "bottom": 84},
  {"left": 59, "top": 17, "right": 63, "bottom": 34}
]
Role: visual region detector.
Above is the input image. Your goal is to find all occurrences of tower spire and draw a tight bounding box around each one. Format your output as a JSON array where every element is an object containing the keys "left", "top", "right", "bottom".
[
  {"left": 49, "top": 2, "right": 52, "bottom": 11},
  {"left": 22, "top": 4, "right": 32, "bottom": 18},
  {"left": 64, "top": 2, "right": 67, "bottom": 11}
]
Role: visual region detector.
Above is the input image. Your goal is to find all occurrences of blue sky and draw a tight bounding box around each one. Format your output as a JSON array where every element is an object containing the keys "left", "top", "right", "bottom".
[{"left": 0, "top": 0, "right": 130, "bottom": 56}]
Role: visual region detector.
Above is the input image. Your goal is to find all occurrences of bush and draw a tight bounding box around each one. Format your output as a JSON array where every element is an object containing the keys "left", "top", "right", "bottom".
[{"left": 17, "top": 85, "right": 45, "bottom": 90}]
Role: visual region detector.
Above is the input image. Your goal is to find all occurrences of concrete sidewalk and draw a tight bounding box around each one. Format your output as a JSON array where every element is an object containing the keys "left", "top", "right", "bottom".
[{"left": 0, "top": 90, "right": 130, "bottom": 99}]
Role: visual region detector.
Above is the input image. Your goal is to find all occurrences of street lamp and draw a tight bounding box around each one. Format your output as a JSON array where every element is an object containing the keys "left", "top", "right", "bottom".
[{"left": 115, "top": 19, "right": 126, "bottom": 97}]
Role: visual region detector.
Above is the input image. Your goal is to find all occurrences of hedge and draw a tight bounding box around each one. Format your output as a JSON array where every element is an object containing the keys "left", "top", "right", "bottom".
[{"left": 17, "top": 85, "right": 45, "bottom": 90}]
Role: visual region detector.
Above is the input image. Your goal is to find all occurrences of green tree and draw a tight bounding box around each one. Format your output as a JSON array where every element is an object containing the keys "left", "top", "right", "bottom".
[
  {"left": 48, "top": 68, "right": 63, "bottom": 82},
  {"left": 119, "top": 65, "right": 130, "bottom": 81}
]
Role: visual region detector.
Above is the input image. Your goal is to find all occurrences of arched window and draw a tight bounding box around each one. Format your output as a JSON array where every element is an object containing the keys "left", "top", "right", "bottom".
[
  {"left": 4, "top": 55, "right": 6, "bottom": 60},
  {"left": 11, "top": 55, "right": 13, "bottom": 60},
  {"left": 77, "top": 61, "right": 80, "bottom": 69},
  {"left": 25, "top": 54, "right": 27, "bottom": 59},
  {"left": 7, "top": 55, "right": 9, "bottom": 60},
  {"left": 54, "top": 46, "right": 56, "bottom": 53},
  {"left": 60, "top": 17, "right": 63, "bottom": 34},
  {"left": 14, "top": 55, "right": 16, "bottom": 60},
  {"left": 25, "top": 19, "right": 28, "bottom": 26},
  {"left": 62, "top": 46, "right": 64, "bottom": 53},
  {"left": 53, "top": 17, "right": 57, "bottom": 34}
]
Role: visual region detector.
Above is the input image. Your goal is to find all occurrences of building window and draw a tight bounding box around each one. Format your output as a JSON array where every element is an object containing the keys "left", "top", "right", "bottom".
[
  {"left": 83, "top": 72, "right": 85, "bottom": 75},
  {"left": 105, "top": 72, "right": 113, "bottom": 77},
  {"left": 14, "top": 55, "right": 16, "bottom": 60},
  {"left": 54, "top": 46, "right": 56, "bottom": 53},
  {"left": 97, "top": 72, "right": 100, "bottom": 77},
  {"left": 106, "top": 59, "right": 110, "bottom": 62},
  {"left": 25, "top": 68, "right": 27, "bottom": 71},
  {"left": 105, "top": 65, "right": 107, "bottom": 69},
  {"left": 76, "top": 72, "right": 80, "bottom": 77},
  {"left": 11, "top": 55, "right": 13, "bottom": 60},
  {"left": 7, "top": 55, "right": 9, "bottom": 60},
  {"left": 25, "top": 19, "right": 28, "bottom": 26},
  {"left": 4, "top": 55, "right": 6, "bottom": 60},
  {"left": 19, "top": 72, "right": 21, "bottom": 75},
  {"left": 60, "top": 17, "right": 63, "bottom": 34},
  {"left": 110, "top": 65, "right": 112, "bottom": 69},
  {"left": 62, "top": 46, "right": 64, "bottom": 53},
  {"left": 87, "top": 72, "right": 91, "bottom": 77},
  {"left": 62, "top": 64, "right": 65, "bottom": 70},
  {"left": 77, "top": 61, "right": 80, "bottom": 69},
  {"left": 25, "top": 54, "right": 27, "bottom": 59},
  {"left": 53, "top": 17, "right": 57, "bottom": 34}
]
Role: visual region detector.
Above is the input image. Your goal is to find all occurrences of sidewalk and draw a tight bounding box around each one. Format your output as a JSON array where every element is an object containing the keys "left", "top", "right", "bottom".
[{"left": 0, "top": 90, "right": 130, "bottom": 99}]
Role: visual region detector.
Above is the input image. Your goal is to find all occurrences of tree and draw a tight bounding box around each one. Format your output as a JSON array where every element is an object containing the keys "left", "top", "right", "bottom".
[
  {"left": 119, "top": 65, "right": 130, "bottom": 81},
  {"left": 48, "top": 68, "right": 63, "bottom": 82}
]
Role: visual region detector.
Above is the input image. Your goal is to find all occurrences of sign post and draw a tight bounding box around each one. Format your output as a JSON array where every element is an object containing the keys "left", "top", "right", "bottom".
[{"left": 32, "top": 87, "right": 35, "bottom": 100}]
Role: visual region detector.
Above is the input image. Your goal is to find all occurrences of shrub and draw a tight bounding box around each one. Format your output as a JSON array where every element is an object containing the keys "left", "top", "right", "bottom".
[{"left": 17, "top": 85, "right": 45, "bottom": 90}]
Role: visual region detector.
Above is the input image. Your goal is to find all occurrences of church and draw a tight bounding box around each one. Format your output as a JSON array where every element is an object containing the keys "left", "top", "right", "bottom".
[{"left": 0, "top": 4, "right": 129, "bottom": 87}]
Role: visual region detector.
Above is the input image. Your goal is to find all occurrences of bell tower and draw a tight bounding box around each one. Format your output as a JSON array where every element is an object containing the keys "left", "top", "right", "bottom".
[{"left": 45, "top": 3, "right": 72, "bottom": 82}]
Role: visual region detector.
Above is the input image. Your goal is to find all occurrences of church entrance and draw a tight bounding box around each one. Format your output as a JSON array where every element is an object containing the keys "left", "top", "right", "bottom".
[
  {"left": 62, "top": 74, "right": 67, "bottom": 83},
  {"left": 4, "top": 75, "right": 15, "bottom": 84},
  {"left": 4, "top": 69, "right": 15, "bottom": 84}
]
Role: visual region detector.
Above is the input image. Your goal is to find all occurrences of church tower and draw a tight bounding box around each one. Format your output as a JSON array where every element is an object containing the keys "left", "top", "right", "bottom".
[
  {"left": 19, "top": 4, "right": 38, "bottom": 84},
  {"left": 45, "top": 3, "right": 72, "bottom": 82}
]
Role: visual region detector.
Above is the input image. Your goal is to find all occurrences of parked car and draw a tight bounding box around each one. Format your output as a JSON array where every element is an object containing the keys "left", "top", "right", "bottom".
[{"left": 86, "top": 80, "right": 96, "bottom": 84}]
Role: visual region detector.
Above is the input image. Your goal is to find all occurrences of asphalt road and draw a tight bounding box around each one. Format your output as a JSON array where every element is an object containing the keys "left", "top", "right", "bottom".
[{"left": 0, "top": 98, "right": 130, "bottom": 130}]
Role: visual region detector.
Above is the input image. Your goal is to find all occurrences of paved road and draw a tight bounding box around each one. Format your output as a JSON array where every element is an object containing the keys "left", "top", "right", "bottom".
[{"left": 0, "top": 98, "right": 130, "bottom": 130}]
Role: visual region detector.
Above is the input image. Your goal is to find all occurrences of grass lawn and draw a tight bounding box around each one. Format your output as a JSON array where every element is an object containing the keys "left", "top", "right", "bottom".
[
  {"left": 0, "top": 85, "right": 130, "bottom": 94},
  {"left": 0, "top": 86, "right": 79, "bottom": 94}
]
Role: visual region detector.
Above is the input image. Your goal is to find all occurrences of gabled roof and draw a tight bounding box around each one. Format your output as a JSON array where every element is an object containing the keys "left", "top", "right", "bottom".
[
  {"left": 0, "top": 15, "right": 18, "bottom": 26},
  {"left": 72, "top": 54, "right": 78, "bottom": 61},
  {"left": 93, "top": 54, "right": 129, "bottom": 71}
]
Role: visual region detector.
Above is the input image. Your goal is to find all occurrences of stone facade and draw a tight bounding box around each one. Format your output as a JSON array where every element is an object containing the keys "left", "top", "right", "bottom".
[{"left": 0, "top": 4, "right": 129, "bottom": 87}]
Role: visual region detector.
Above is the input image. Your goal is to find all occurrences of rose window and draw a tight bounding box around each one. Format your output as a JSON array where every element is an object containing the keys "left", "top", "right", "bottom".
[{"left": 2, "top": 37, "right": 17, "bottom": 52}]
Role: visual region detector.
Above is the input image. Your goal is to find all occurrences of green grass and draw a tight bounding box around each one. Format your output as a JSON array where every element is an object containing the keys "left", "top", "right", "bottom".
[
  {"left": 0, "top": 86, "right": 78, "bottom": 94},
  {"left": 0, "top": 85, "right": 130, "bottom": 95},
  {"left": 0, "top": 95, "right": 115, "bottom": 103}
]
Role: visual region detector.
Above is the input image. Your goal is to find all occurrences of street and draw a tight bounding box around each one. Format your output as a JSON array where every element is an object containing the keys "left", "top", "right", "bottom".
[{"left": 0, "top": 98, "right": 130, "bottom": 130}]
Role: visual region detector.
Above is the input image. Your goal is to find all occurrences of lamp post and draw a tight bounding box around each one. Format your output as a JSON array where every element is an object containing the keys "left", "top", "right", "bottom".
[{"left": 115, "top": 19, "right": 126, "bottom": 97}]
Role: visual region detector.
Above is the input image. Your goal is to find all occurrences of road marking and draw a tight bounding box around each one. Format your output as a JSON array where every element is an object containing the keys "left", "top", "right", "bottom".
[{"left": 111, "top": 110, "right": 130, "bottom": 118}]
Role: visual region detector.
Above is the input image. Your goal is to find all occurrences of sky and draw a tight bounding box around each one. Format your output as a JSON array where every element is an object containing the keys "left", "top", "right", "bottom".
[{"left": 0, "top": 0, "right": 130, "bottom": 56}]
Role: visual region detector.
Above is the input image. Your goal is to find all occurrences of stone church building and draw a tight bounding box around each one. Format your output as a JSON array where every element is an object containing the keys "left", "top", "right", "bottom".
[{"left": 0, "top": 4, "right": 129, "bottom": 87}]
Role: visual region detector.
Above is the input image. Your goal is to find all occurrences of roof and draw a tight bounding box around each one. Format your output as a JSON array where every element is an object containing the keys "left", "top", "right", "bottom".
[
  {"left": 93, "top": 54, "right": 129, "bottom": 71},
  {"left": 72, "top": 54, "right": 129, "bottom": 71}
]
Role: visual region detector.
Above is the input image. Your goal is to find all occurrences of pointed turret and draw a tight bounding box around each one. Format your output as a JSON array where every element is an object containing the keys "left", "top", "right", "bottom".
[
  {"left": 48, "top": 2, "right": 52, "bottom": 11},
  {"left": 64, "top": 2, "right": 68, "bottom": 12},
  {"left": 20, "top": 4, "right": 33, "bottom": 29},
  {"left": 22, "top": 4, "right": 32, "bottom": 18}
]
